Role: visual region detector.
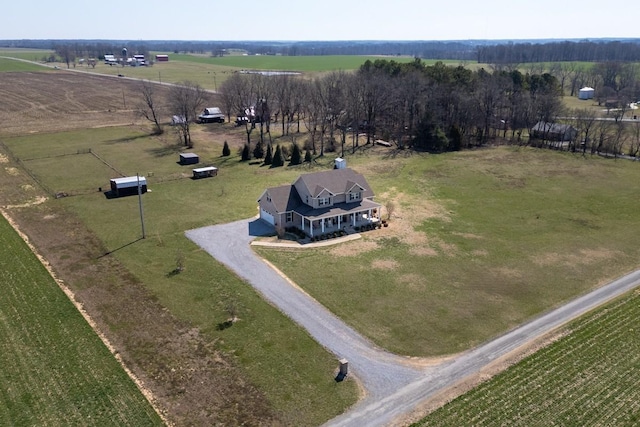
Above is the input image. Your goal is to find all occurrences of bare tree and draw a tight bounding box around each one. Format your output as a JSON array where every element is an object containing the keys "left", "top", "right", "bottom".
[
  {"left": 54, "top": 44, "right": 75, "bottom": 69},
  {"left": 137, "top": 80, "right": 164, "bottom": 135},
  {"left": 169, "top": 81, "right": 207, "bottom": 147}
]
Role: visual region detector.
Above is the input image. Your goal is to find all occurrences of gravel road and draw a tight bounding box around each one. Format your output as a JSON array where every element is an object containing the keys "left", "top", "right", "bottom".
[{"left": 186, "top": 217, "right": 640, "bottom": 427}]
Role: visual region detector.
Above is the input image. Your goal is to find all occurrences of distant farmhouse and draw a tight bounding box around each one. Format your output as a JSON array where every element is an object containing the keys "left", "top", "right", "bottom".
[{"left": 258, "top": 166, "right": 381, "bottom": 237}]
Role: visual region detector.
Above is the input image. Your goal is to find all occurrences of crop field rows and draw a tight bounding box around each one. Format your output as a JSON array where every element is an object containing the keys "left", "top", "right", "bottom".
[
  {"left": 0, "top": 213, "right": 162, "bottom": 426},
  {"left": 414, "top": 291, "right": 640, "bottom": 426}
]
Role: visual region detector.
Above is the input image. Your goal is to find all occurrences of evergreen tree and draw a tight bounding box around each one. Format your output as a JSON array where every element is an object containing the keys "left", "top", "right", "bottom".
[
  {"left": 272, "top": 144, "right": 284, "bottom": 167},
  {"left": 253, "top": 140, "right": 265, "bottom": 159},
  {"left": 222, "top": 140, "right": 230, "bottom": 156},
  {"left": 241, "top": 144, "right": 250, "bottom": 161},
  {"left": 304, "top": 149, "right": 312, "bottom": 163},
  {"left": 264, "top": 143, "right": 273, "bottom": 165},
  {"left": 290, "top": 143, "right": 302, "bottom": 165}
]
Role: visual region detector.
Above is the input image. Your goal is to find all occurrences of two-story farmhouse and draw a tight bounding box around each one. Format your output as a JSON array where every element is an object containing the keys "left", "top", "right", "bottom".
[{"left": 258, "top": 167, "right": 381, "bottom": 237}]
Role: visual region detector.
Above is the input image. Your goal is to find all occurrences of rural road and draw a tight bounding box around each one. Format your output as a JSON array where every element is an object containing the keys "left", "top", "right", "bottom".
[{"left": 188, "top": 218, "right": 640, "bottom": 426}]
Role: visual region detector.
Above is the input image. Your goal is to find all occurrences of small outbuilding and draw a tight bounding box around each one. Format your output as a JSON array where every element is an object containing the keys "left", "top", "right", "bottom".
[
  {"left": 179, "top": 153, "right": 199, "bottom": 165},
  {"left": 579, "top": 87, "right": 595, "bottom": 100},
  {"left": 155, "top": 54, "right": 169, "bottom": 62},
  {"left": 531, "top": 122, "right": 577, "bottom": 142},
  {"left": 110, "top": 176, "right": 147, "bottom": 197},
  {"left": 192, "top": 166, "right": 218, "bottom": 179}
]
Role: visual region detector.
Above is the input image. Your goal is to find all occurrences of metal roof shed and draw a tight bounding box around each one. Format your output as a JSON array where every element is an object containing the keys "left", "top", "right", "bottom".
[
  {"left": 180, "top": 153, "right": 199, "bottom": 165},
  {"left": 110, "top": 176, "right": 147, "bottom": 197}
]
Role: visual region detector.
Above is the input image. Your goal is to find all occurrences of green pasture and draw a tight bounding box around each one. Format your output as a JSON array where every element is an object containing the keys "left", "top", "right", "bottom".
[
  {"left": 412, "top": 290, "right": 640, "bottom": 426},
  {"left": 1, "top": 126, "right": 357, "bottom": 425},
  {"left": 256, "top": 147, "right": 640, "bottom": 356},
  {"left": 169, "top": 53, "right": 420, "bottom": 72},
  {"left": 0, "top": 48, "right": 52, "bottom": 62},
  {"left": 0, "top": 214, "right": 162, "bottom": 426},
  {"left": 0, "top": 57, "right": 49, "bottom": 73}
]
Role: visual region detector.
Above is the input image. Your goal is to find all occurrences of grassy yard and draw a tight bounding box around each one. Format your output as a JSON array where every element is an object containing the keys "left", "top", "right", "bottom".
[
  {"left": 256, "top": 147, "right": 640, "bottom": 356},
  {"left": 411, "top": 290, "right": 640, "bottom": 426},
  {"left": 1, "top": 126, "right": 358, "bottom": 425},
  {"left": 0, "top": 213, "right": 163, "bottom": 426}
]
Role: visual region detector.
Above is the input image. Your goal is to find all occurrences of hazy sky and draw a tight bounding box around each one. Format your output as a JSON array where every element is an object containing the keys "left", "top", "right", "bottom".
[{"left": 4, "top": 0, "right": 640, "bottom": 41}]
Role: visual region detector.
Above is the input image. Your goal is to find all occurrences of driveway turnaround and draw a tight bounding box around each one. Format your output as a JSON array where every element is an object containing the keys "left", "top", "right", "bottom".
[{"left": 186, "top": 217, "right": 640, "bottom": 427}]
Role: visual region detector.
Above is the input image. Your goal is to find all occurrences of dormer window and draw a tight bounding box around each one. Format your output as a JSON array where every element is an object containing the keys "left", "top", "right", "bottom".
[
  {"left": 318, "top": 197, "right": 331, "bottom": 207},
  {"left": 349, "top": 192, "right": 361, "bottom": 201}
]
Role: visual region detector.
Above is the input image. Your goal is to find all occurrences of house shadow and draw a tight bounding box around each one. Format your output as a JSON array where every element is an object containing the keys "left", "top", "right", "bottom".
[{"left": 248, "top": 218, "right": 275, "bottom": 237}]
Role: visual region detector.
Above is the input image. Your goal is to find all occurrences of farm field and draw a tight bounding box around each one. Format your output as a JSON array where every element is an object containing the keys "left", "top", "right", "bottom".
[
  {"left": 0, "top": 70, "right": 357, "bottom": 426},
  {"left": 0, "top": 213, "right": 163, "bottom": 426},
  {"left": 2, "top": 61, "right": 640, "bottom": 425},
  {"left": 411, "top": 290, "right": 640, "bottom": 426}
]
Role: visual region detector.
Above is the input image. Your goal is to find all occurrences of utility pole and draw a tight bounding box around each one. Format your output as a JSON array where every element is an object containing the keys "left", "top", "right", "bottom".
[{"left": 137, "top": 173, "right": 146, "bottom": 239}]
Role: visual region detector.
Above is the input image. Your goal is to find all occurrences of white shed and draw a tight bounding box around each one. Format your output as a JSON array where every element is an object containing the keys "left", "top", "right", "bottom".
[
  {"left": 579, "top": 87, "right": 595, "bottom": 100},
  {"left": 334, "top": 157, "right": 346, "bottom": 169}
]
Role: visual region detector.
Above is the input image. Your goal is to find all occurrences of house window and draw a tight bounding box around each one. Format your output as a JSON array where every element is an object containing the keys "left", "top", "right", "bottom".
[
  {"left": 318, "top": 197, "right": 331, "bottom": 207},
  {"left": 285, "top": 212, "right": 293, "bottom": 223},
  {"left": 349, "top": 192, "right": 361, "bottom": 201}
]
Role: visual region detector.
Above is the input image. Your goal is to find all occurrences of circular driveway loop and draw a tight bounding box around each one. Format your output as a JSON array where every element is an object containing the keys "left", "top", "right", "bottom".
[{"left": 186, "top": 217, "right": 640, "bottom": 427}]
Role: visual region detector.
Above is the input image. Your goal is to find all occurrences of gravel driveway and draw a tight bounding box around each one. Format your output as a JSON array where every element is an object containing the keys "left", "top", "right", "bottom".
[{"left": 187, "top": 217, "right": 640, "bottom": 427}]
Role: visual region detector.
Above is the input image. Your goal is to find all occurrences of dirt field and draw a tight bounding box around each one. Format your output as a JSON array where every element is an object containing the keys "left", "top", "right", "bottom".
[{"left": 0, "top": 70, "right": 278, "bottom": 426}]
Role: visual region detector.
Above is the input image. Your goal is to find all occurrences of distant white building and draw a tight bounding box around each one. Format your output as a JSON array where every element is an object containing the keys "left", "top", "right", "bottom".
[
  {"left": 579, "top": 87, "right": 595, "bottom": 100},
  {"left": 104, "top": 54, "right": 118, "bottom": 66}
]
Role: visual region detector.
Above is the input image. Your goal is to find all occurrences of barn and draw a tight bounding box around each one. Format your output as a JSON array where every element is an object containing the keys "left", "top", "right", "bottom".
[
  {"left": 155, "top": 54, "right": 169, "bottom": 62},
  {"left": 179, "top": 153, "right": 199, "bottom": 165},
  {"left": 192, "top": 166, "right": 218, "bottom": 179},
  {"left": 110, "top": 176, "right": 147, "bottom": 197}
]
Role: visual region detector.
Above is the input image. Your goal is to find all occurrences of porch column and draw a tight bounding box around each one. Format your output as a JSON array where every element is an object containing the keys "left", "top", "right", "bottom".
[
  {"left": 352, "top": 213, "right": 356, "bottom": 227},
  {"left": 338, "top": 215, "right": 341, "bottom": 229},
  {"left": 321, "top": 218, "right": 325, "bottom": 233},
  {"left": 301, "top": 216, "right": 305, "bottom": 233}
]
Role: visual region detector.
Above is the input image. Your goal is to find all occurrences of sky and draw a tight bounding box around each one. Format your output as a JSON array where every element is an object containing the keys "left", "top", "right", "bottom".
[{"left": 3, "top": 0, "right": 640, "bottom": 41}]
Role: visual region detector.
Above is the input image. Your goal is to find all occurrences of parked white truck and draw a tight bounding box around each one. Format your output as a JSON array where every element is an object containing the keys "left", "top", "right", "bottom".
[{"left": 197, "top": 107, "right": 225, "bottom": 123}]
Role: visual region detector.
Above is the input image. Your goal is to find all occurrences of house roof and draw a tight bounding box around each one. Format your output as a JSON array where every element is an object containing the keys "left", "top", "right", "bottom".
[
  {"left": 296, "top": 168, "right": 374, "bottom": 198},
  {"left": 531, "top": 121, "right": 575, "bottom": 134},
  {"left": 261, "top": 184, "right": 303, "bottom": 213}
]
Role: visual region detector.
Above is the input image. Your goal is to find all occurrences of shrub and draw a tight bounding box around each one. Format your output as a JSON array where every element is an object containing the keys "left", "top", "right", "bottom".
[
  {"left": 290, "top": 143, "right": 302, "bottom": 165},
  {"left": 222, "top": 140, "right": 230, "bottom": 156},
  {"left": 241, "top": 144, "right": 250, "bottom": 161}
]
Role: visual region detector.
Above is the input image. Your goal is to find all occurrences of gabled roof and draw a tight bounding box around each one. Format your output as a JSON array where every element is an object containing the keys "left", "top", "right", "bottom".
[
  {"left": 258, "top": 184, "right": 302, "bottom": 213},
  {"left": 296, "top": 168, "right": 374, "bottom": 198}
]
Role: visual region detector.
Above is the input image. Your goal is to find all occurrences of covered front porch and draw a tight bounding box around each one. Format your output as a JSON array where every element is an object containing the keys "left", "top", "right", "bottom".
[{"left": 297, "top": 200, "right": 381, "bottom": 238}]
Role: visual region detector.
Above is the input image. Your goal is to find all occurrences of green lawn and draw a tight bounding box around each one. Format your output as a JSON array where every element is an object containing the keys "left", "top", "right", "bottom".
[
  {"left": 0, "top": 213, "right": 163, "bottom": 426},
  {"left": 1, "top": 127, "right": 358, "bottom": 425},
  {"left": 256, "top": 147, "right": 640, "bottom": 356},
  {"left": 412, "top": 290, "right": 640, "bottom": 426}
]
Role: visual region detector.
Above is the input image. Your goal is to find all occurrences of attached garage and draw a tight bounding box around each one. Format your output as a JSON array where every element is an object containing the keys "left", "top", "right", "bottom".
[{"left": 260, "top": 208, "right": 275, "bottom": 225}]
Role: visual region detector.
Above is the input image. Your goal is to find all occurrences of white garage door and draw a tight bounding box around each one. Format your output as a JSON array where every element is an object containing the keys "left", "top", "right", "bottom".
[{"left": 260, "top": 208, "right": 275, "bottom": 225}]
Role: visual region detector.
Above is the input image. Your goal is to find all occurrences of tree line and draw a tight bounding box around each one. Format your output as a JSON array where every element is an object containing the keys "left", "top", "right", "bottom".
[
  {"left": 138, "top": 58, "right": 640, "bottom": 161},
  {"left": 478, "top": 40, "right": 640, "bottom": 64},
  {"left": 216, "top": 58, "right": 565, "bottom": 155}
]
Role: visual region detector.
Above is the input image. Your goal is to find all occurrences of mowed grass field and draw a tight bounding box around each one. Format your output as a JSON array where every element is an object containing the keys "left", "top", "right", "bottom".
[
  {"left": 412, "top": 290, "right": 640, "bottom": 426},
  {"left": 0, "top": 213, "right": 162, "bottom": 426},
  {"left": 256, "top": 147, "right": 640, "bottom": 356},
  {"left": 1, "top": 123, "right": 359, "bottom": 425}
]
